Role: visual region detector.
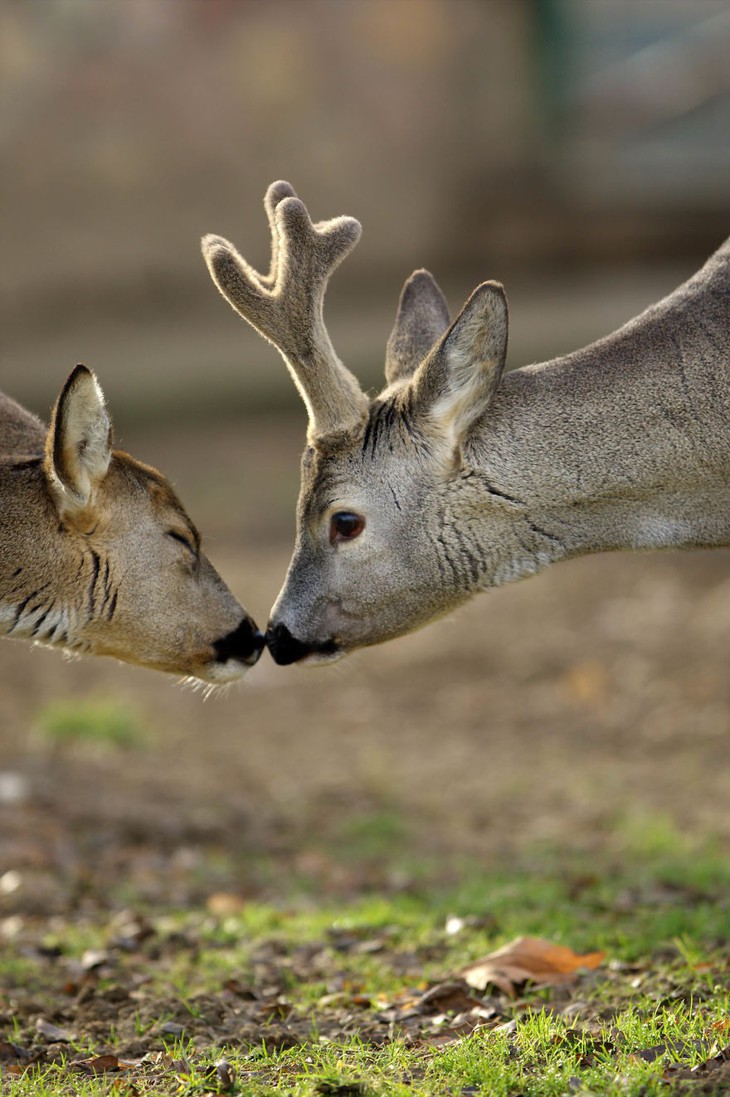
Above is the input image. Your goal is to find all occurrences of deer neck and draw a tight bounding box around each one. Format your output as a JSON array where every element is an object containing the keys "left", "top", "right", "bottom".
[
  {"left": 475, "top": 266, "right": 730, "bottom": 561},
  {"left": 0, "top": 460, "right": 82, "bottom": 643}
]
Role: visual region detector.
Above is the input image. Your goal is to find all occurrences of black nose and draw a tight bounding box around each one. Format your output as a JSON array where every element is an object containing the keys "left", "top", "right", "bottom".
[
  {"left": 213, "top": 617, "right": 265, "bottom": 667},
  {"left": 265, "top": 622, "right": 340, "bottom": 665},
  {"left": 265, "top": 622, "right": 313, "bottom": 665}
]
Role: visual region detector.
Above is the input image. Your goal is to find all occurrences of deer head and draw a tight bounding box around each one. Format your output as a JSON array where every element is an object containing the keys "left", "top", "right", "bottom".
[
  {"left": 204, "top": 183, "right": 730, "bottom": 664},
  {"left": 1, "top": 366, "right": 265, "bottom": 683}
]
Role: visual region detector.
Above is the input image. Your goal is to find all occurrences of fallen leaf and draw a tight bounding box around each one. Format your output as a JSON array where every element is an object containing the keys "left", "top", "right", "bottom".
[
  {"left": 0, "top": 1041, "right": 31, "bottom": 1062},
  {"left": 35, "top": 1017, "right": 73, "bottom": 1042},
  {"left": 661, "top": 1042, "right": 730, "bottom": 1086},
  {"left": 629, "top": 1043, "right": 666, "bottom": 1064},
  {"left": 215, "top": 1058, "right": 236, "bottom": 1089},
  {"left": 80, "top": 948, "right": 111, "bottom": 971},
  {"left": 459, "top": 936, "right": 605, "bottom": 995},
  {"left": 72, "top": 1054, "right": 131, "bottom": 1075},
  {"left": 417, "top": 981, "right": 484, "bottom": 1015},
  {"left": 157, "top": 1021, "right": 186, "bottom": 1037}
]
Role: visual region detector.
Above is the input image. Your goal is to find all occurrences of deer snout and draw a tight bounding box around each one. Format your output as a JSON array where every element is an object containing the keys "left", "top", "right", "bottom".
[
  {"left": 266, "top": 621, "right": 339, "bottom": 665},
  {"left": 213, "top": 616, "right": 266, "bottom": 668}
]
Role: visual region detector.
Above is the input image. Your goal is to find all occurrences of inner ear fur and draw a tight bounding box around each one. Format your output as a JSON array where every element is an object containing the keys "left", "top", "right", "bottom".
[
  {"left": 45, "top": 365, "right": 112, "bottom": 514},
  {"left": 410, "top": 280, "right": 509, "bottom": 448}
]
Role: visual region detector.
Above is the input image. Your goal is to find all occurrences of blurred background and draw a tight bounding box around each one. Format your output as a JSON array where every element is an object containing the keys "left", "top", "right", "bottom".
[{"left": 1, "top": 0, "right": 729, "bottom": 914}]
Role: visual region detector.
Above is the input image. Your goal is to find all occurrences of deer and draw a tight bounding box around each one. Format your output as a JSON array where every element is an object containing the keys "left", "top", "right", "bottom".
[
  {"left": 202, "top": 181, "right": 730, "bottom": 665},
  {"left": 1, "top": 365, "right": 264, "bottom": 682}
]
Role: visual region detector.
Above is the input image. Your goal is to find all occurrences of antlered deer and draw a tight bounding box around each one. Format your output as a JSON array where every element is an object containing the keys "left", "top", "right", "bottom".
[
  {"left": 1, "top": 365, "right": 264, "bottom": 681},
  {"left": 203, "top": 181, "right": 730, "bottom": 665}
]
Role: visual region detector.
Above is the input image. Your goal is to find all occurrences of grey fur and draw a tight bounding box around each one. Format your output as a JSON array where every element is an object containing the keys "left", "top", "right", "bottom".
[
  {"left": 204, "top": 182, "right": 730, "bottom": 660},
  {"left": 385, "top": 269, "right": 451, "bottom": 385},
  {"left": 202, "top": 180, "right": 367, "bottom": 439}
]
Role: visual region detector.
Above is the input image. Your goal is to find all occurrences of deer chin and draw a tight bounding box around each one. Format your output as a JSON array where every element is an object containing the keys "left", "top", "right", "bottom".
[
  {"left": 177, "top": 656, "right": 257, "bottom": 692},
  {"left": 197, "top": 636, "right": 265, "bottom": 683},
  {"left": 89, "top": 641, "right": 260, "bottom": 685},
  {"left": 200, "top": 657, "right": 252, "bottom": 684}
]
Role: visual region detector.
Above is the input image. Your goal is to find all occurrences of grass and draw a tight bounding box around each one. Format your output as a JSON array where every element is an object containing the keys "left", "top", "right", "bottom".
[
  {"left": 1, "top": 817, "right": 729, "bottom": 1095},
  {"left": 33, "top": 696, "right": 147, "bottom": 750}
]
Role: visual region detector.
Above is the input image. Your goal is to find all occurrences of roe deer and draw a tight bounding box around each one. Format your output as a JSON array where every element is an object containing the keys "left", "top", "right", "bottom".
[
  {"left": 1, "top": 366, "right": 264, "bottom": 681},
  {"left": 203, "top": 181, "right": 730, "bottom": 665}
]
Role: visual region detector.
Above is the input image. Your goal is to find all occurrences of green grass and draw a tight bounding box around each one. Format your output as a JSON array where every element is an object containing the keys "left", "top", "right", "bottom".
[
  {"left": 2, "top": 818, "right": 728, "bottom": 1095},
  {"left": 33, "top": 696, "right": 146, "bottom": 750}
]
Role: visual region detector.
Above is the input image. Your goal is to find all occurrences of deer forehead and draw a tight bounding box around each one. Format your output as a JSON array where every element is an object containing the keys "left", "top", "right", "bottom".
[
  {"left": 108, "top": 453, "right": 192, "bottom": 522},
  {"left": 303, "top": 432, "right": 426, "bottom": 509}
]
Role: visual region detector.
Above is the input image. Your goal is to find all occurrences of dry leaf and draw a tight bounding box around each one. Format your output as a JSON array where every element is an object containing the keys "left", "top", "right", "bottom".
[
  {"left": 72, "top": 1054, "right": 130, "bottom": 1075},
  {"left": 417, "top": 981, "right": 484, "bottom": 1015},
  {"left": 158, "top": 1021, "right": 187, "bottom": 1038},
  {"left": 460, "top": 936, "right": 605, "bottom": 995},
  {"left": 0, "top": 1041, "right": 31, "bottom": 1062},
  {"left": 80, "top": 948, "right": 111, "bottom": 971},
  {"left": 35, "top": 1017, "right": 73, "bottom": 1042},
  {"left": 215, "top": 1058, "right": 236, "bottom": 1089}
]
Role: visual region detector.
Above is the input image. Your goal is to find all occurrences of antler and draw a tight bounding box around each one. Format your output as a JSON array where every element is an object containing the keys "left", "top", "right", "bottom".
[{"left": 202, "top": 181, "right": 368, "bottom": 438}]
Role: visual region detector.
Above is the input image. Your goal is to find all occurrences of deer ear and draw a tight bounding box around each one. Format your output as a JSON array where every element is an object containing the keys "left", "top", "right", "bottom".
[
  {"left": 46, "top": 365, "right": 112, "bottom": 515},
  {"left": 385, "top": 269, "right": 451, "bottom": 385},
  {"left": 411, "top": 281, "right": 508, "bottom": 451}
]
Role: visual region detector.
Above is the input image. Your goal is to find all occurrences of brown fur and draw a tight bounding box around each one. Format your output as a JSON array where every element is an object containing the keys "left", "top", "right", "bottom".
[{"left": 1, "top": 366, "right": 261, "bottom": 682}]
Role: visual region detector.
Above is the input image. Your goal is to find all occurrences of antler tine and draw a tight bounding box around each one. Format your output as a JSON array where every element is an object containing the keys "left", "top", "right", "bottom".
[
  {"left": 259, "top": 179, "right": 298, "bottom": 290},
  {"left": 202, "top": 234, "right": 274, "bottom": 332},
  {"left": 269, "top": 196, "right": 362, "bottom": 343},
  {"left": 202, "top": 181, "right": 367, "bottom": 438}
]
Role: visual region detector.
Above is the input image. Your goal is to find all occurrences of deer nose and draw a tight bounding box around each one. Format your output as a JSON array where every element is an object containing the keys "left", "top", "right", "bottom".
[
  {"left": 213, "top": 617, "right": 265, "bottom": 667},
  {"left": 266, "top": 622, "right": 340, "bottom": 665},
  {"left": 265, "top": 621, "right": 312, "bottom": 665}
]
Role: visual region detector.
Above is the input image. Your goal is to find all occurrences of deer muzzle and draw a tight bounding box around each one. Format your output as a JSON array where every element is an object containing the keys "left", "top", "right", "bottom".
[
  {"left": 213, "top": 616, "right": 266, "bottom": 668},
  {"left": 265, "top": 621, "right": 340, "bottom": 665}
]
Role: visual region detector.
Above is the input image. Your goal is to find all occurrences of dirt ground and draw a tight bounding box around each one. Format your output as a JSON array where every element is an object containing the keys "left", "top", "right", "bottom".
[{"left": 1, "top": 413, "right": 729, "bottom": 916}]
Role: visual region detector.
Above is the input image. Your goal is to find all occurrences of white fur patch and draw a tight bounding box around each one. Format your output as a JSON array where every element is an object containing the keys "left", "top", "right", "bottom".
[
  {"left": 0, "top": 606, "right": 16, "bottom": 633},
  {"left": 631, "top": 515, "right": 691, "bottom": 549},
  {"left": 206, "top": 660, "right": 248, "bottom": 684},
  {"left": 0, "top": 603, "right": 74, "bottom": 646}
]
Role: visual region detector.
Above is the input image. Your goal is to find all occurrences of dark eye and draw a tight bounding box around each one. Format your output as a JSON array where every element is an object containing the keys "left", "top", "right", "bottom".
[
  {"left": 330, "top": 511, "right": 365, "bottom": 544},
  {"left": 167, "top": 529, "right": 196, "bottom": 556}
]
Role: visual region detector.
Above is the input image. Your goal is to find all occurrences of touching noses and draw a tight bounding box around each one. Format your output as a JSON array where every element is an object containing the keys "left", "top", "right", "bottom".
[
  {"left": 213, "top": 616, "right": 266, "bottom": 667},
  {"left": 266, "top": 621, "right": 338, "bottom": 665}
]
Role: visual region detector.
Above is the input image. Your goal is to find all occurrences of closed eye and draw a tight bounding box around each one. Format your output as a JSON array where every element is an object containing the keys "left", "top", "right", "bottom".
[{"left": 167, "top": 529, "right": 198, "bottom": 556}]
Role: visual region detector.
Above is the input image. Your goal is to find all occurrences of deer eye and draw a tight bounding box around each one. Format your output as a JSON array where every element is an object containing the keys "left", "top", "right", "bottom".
[
  {"left": 330, "top": 511, "right": 365, "bottom": 544},
  {"left": 167, "top": 529, "right": 197, "bottom": 556}
]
